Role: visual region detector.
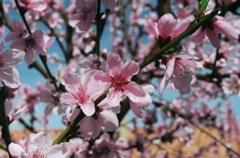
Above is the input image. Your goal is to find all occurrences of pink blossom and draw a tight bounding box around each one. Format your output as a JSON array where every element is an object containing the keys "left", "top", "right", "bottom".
[
  {"left": 191, "top": 15, "right": 238, "bottom": 48},
  {"left": 102, "top": 0, "right": 117, "bottom": 10},
  {"left": 18, "top": 85, "right": 40, "bottom": 114},
  {"left": 43, "top": 12, "right": 63, "bottom": 29},
  {"left": 39, "top": 80, "right": 65, "bottom": 116},
  {"left": 62, "top": 138, "right": 89, "bottom": 158},
  {"left": 9, "top": 132, "right": 67, "bottom": 157},
  {"left": 60, "top": 70, "right": 108, "bottom": 116},
  {"left": 18, "top": 0, "right": 47, "bottom": 12},
  {"left": 0, "top": 42, "right": 24, "bottom": 88},
  {"left": 77, "top": 105, "right": 118, "bottom": 138},
  {"left": 145, "top": 13, "right": 190, "bottom": 47},
  {"left": 222, "top": 74, "right": 240, "bottom": 96},
  {"left": 5, "top": 20, "right": 28, "bottom": 41},
  {"left": 95, "top": 53, "right": 146, "bottom": 106},
  {"left": 69, "top": 0, "right": 97, "bottom": 34},
  {"left": 91, "top": 133, "right": 129, "bottom": 158},
  {"left": 9, "top": 29, "right": 54, "bottom": 64},
  {"left": 62, "top": 104, "right": 81, "bottom": 126},
  {"left": 159, "top": 53, "right": 203, "bottom": 93},
  {"left": 4, "top": 99, "right": 26, "bottom": 123}
]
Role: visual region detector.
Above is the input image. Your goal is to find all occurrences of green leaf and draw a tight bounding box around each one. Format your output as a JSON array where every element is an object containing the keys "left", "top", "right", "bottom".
[{"left": 198, "top": 0, "right": 209, "bottom": 11}]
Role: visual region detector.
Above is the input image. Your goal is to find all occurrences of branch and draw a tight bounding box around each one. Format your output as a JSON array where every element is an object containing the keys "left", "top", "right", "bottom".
[
  {"left": 53, "top": 91, "right": 108, "bottom": 145},
  {"left": 140, "top": 7, "right": 221, "bottom": 69},
  {"left": 0, "top": 88, "right": 12, "bottom": 158},
  {"left": 14, "top": 0, "right": 59, "bottom": 91}
]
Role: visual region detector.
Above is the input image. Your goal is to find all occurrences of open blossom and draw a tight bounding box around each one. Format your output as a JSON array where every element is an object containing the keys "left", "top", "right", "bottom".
[
  {"left": 77, "top": 108, "right": 118, "bottom": 139},
  {"left": 159, "top": 53, "right": 203, "bottom": 93},
  {"left": 18, "top": 0, "right": 47, "bottom": 12},
  {"left": 9, "top": 132, "right": 67, "bottom": 158},
  {"left": 95, "top": 53, "right": 146, "bottom": 107},
  {"left": 13, "top": 30, "right": 54, "bottom": 64},
  {"left": 60, "top": 70, "right": 108, "bottom": 116},
  {"left": 191, "top": 15, "right": 238, "bottom": 48},
  {"left": 39, "top": 80, "right": 65, "bottom": 116},
  {"left": 69, "top": 0, "right": 97, "bottom": 34},
  {"left": 0, "top": 42, "right": 24, "bottom": 88},
  {"left": 5, "top": 20, "right": 28, "bottom": 41},
  {"left": 145, "top": 13, "right": 190, "bottom": 47},
  {"left": 5, "top": 20, "right": 55, "bottom": 64},
  {"left": 91, "top": 133, "right": 129, "bottom": 158},
  {"left": 62, "top": 138, "right": 89, "bottom": 158},
  {"left": 222, "top": 74, "right": 240, "bottom": 96},
  {"left": 4, "top": 99, "right": 27, "bottom": 123}
]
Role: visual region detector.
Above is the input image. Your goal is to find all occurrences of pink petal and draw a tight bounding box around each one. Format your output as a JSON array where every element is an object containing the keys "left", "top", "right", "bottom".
[
  {"left": 1, "top": 50, "right": 25, "bottom": 66},
  {"left": 171, "top": 18, "right": 190, "bottom": 39},
  {"left": 65, "top": 105, "right": 80, "bottom": 122},
  {"left": 61, "top": 73, "right": 81, "bottom": 94},
  {"left": 5, "top": 32, "right": 19, "bottom": 42},
  {"left": 172, "top": 71, "right": 192, "bottom": 90},
  {"left": 190, "top": 27, "right": 206, "bottom": 43},
  {"left": 32, "top": 30, "right": 44, "bottom": 46},
  {"left": 157, "top": 13, "right": 177, "bottom": 39},
  {"left": 25, "top": 48, "right": 36, "bottom": 64},
  {"left": 165, "top": 57, "right": 175, "bottom": 79},
  {"left": 46, "top": 145, "right": 67, "bottom": 157},
  {"left": 30, "top": 132, "right": 52, "bottom": 149},
  {"left": 81, "top": 102, "right": 95, "bottom": 116},
  {"left": 94, "top": 71, "right": 112, "bottom": 83},
  {"left": 28, "top": 2, "right": 47, "bottom": 11},
  {"left": 44, "top": 104, "right": 54, "bottom": 115},
  {"left": 39, "top": 90, "right": 52, "bottom": 102},
  {"left": 206, "top": 29, "right": 220, "bottom": 48},
  {"left": 98, "top": 110, "right": 118, "bottom": 131},
  {"left": 75, "top": 22, "right": 91, "bottom": 34},
  {"left": 214, "top": 16, "right": 238, "bottom": 40},
  {"left": 122, "top": 60, "right": 139, "bottom": 80},
  {"left": 144, "top": 21, "right": 159, "bottom": 39},
  {"left": 107, "top": 53, "right": 122, "bottom": 72},
  {"left": 78, "top": 117, "right": 101, "bottom": 139},
  {"left": 142, "top": 83, "right": 156, "bottom": 93},
  {"left": 10, "top": 39, "right": 26, "bottom": 50},
  {"left": 129, "top": 100, "right": 142, "bottom": 118},
  {"left": 123, "top": 82, "right": 145, "bottom": 102},
  {"left": 60, "top": 93, "right": 78, "bottom": 104},
  {"left": 9, "top": 143, "right": 25, "bottom": 157},
  {"left": 69, "top": 14, "right": 80, "bottom": 27},
  {"left": 1, "top": 67, "right": 21, "bottom": 88},
  {"left": 102, "top": 0, "right": 117, "bottom": 10},
  {"left": 35, "top": 45, "right": 47, "bottom": 55},
  {"left": 107, "top": 88, "right": 122, "bottom": 106},
  {"left": 158, "top": 75, "right": 170, "bottom": 93}
]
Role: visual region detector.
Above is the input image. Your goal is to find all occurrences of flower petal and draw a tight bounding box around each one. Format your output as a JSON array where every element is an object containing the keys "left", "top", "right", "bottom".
[
  {"left": 60, "top": 93, "right": 78, "bottom": 104},
  {"left": 123, "top": 82, "right": 145, "bottom": 102},
  {"left": 81, "top": 102, "right": 95, "bottom": 116},
  {"left": 107, "top": 88, "right": 122, "bottom": 106}
]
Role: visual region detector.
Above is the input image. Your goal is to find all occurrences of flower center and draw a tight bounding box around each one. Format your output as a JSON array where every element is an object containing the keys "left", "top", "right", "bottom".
[
  {"left": 76, "top": 86, "right": 89, "bottom": 104},
  {"left": 111, "top": 75, "right": 127, "bottom": 91},
  {"left": 25, "top": 37, "right": 36, "bottom": 48}
]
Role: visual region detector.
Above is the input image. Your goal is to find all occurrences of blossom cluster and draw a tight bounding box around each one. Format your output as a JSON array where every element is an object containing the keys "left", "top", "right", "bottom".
[{"left": 0, "top": 0, "right": 240, "bottom": 157}]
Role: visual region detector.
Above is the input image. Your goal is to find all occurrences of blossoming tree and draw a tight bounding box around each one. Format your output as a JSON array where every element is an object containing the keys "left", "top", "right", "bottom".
[{"left": 0, "top": 0, "right": 240, "bottom": 157}]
